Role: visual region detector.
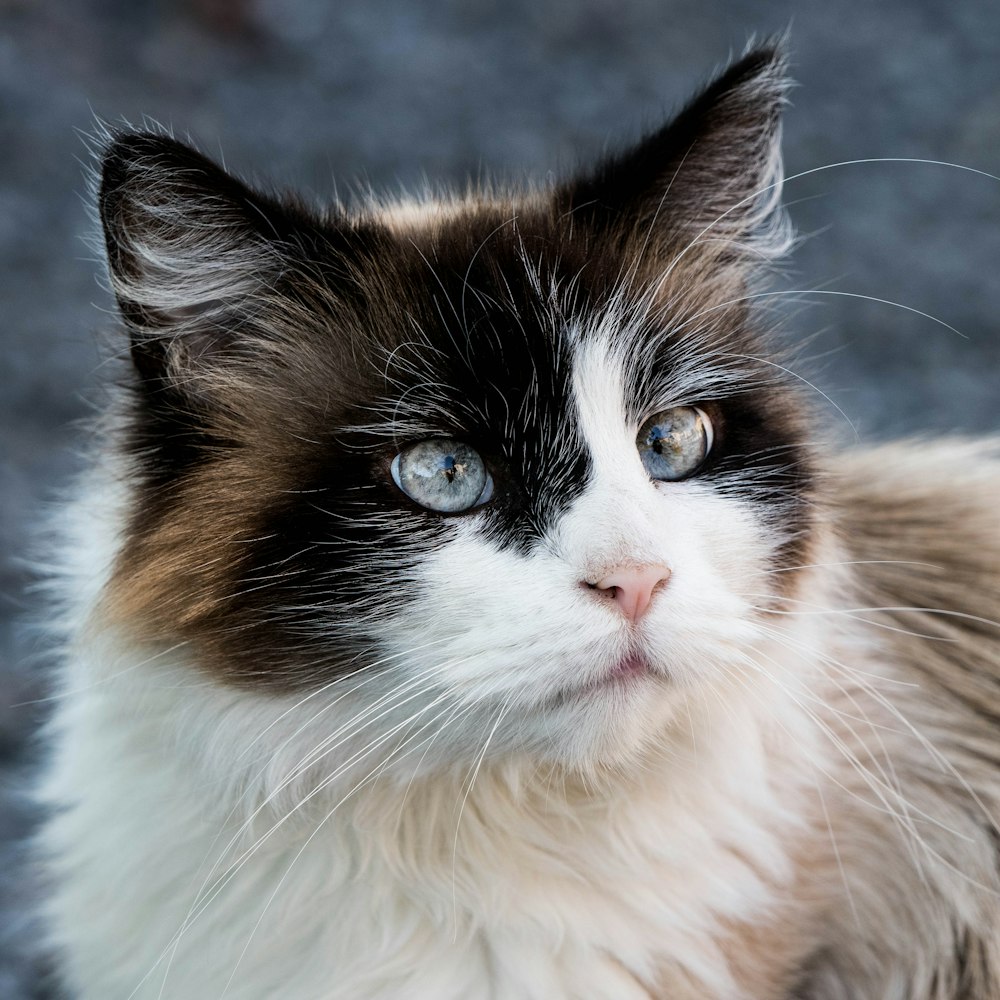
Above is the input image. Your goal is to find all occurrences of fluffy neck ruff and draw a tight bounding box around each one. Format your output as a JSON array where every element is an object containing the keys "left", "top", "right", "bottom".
[{"left": 43, "top": 606, "right": 829, "bottom": 1000}]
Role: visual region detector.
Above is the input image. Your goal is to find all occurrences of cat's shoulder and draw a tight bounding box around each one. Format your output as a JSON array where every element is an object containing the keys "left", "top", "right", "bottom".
[
  {"left": 829, "top": 438, "right": 1000, "bottom": 677},
  {"left": 833, "top": 437, "right": 1000, "bottom": 559}
]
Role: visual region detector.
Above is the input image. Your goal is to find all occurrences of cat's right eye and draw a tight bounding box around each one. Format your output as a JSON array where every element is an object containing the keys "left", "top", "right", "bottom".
[{"left": 390, "top": 438, "right": 494, "bottom": 513}]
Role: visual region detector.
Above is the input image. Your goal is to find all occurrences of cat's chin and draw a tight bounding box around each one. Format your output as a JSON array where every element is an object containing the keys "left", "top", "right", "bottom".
[
  {"left": 544, "top": 650, "right": 655, "bottom": 705},
  {"left": 525, "top": 660, "right": 685, "bottom": 770}
]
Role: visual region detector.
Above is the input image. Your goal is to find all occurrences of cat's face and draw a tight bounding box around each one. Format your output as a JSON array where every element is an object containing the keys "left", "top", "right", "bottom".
[{"left": 98, "top": 46, "right": 816, "bottom": 769}]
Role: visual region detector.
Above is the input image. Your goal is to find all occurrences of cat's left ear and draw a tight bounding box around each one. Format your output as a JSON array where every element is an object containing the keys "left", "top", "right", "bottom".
[{"left": 558, "top": 43, "right": 791, "bottom": 271}]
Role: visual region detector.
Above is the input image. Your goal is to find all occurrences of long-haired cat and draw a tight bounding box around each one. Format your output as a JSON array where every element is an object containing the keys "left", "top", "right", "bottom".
[{"left": 39, "top": 44, "right": 1000, "bottom": 999}]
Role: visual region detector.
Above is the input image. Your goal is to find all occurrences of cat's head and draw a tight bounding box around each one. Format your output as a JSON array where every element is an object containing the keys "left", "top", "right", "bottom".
[{"left": 97, "top": 45, "right": 818, "bottom": 771}]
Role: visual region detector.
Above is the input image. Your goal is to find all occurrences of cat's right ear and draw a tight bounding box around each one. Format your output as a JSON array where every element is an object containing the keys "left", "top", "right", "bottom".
[{"left": 99, "top": 132, "right": 302, "bottom": 392}]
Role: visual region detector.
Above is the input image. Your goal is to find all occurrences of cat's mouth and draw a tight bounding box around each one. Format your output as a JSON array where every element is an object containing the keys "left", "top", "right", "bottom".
[
  {"left": 606, "top": 651, "right": 652, "bottom": 682},
  {"left": 533, "top": 638, "right": 666, "bottom": 712},
  {"left": 546, "top": 649, "right": 655, "bottom": 707}
]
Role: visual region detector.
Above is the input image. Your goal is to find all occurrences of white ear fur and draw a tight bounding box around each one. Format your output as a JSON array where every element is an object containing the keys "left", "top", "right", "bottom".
[{"left": 99, "top": 132, "right": 288, "bottom": 386}]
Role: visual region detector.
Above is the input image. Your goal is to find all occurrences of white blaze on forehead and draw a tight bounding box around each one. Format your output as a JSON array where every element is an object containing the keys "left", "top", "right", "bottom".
[
  {"left": 561, "top": 328, "right": 670, "bottom": 578},
  {"left": 571, "top": 330, "right": 639, "bottom": 482}
]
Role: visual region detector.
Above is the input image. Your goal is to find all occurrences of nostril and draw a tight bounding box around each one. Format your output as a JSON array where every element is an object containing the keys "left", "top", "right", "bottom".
[{"left": 581, "top": 564, "right": 672, "bottom": 623}]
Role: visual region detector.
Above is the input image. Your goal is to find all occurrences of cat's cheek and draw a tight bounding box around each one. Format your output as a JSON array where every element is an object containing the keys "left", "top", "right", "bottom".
[
  {"left": 382, "top": 520, "right": 615, "bottom": 700},
  {"left": 638, "top": 486, "right": 779, "bottom": 680}
]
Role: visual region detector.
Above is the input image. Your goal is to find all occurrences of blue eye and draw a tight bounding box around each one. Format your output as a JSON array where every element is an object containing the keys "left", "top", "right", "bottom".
[
  {"left": 390, "top": 439, "right": 494, "bottom": 513},
  {"left": 637, "top": 406, "right": 713, "bottom": 481}
]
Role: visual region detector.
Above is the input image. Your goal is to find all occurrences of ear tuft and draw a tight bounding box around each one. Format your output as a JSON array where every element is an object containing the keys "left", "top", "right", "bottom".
[
  {"left": 99, "top": 131, "right": 292, "bottom": 387},
  {"left": 559, "top": 42, "right": 792, "bottom": 270}
]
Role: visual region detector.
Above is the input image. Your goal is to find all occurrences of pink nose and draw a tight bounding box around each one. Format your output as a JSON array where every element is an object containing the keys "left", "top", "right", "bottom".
[{"left": 586, "top": 564, "right": 672, "bottom": 623}]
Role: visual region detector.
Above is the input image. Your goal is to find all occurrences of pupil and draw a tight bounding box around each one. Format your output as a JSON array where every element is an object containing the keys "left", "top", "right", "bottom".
[{"left": 442, "top": 455, "right": 457, "bottom": 483}]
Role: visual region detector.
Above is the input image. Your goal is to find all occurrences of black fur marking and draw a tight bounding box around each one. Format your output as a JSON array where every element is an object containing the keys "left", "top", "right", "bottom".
[
  {"left": 193, "top": 215, "right": 600, "bottom": 682},
  {"left": 377, "top": 216, "right": 594, "bottom": 551}
]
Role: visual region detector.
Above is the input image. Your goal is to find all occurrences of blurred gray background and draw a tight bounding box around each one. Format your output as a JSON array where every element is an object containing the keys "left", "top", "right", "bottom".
[{"left": 1, "top": 0, "right": 998, "bottom": 995}]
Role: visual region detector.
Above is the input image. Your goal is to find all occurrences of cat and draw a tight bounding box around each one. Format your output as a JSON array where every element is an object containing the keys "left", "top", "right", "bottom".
[{"left": 38, "top": 42, "right": 1000, "bottom": 999}]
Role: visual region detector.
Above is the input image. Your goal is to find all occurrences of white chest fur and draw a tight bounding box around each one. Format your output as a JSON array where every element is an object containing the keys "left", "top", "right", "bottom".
[{"left": 40, "top": 634, "right": 813, "bottom": 1000}]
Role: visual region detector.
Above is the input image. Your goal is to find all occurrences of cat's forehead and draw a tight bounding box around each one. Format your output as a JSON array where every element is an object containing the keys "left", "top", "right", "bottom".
[
  {"left": 338, "top": 196, "right": 756, "bottom": 445},
  {"left": 367, "top": 192, "right": 700, "bottom": 320}
]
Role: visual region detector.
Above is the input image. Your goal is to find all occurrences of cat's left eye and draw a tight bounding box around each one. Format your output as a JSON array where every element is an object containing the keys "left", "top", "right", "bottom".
[
  {"left": 390, "top": 438, "right": 494, "bottom": 513},
  {"left": 637, "top": 406, "right": 713, "bottom": 481}
]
